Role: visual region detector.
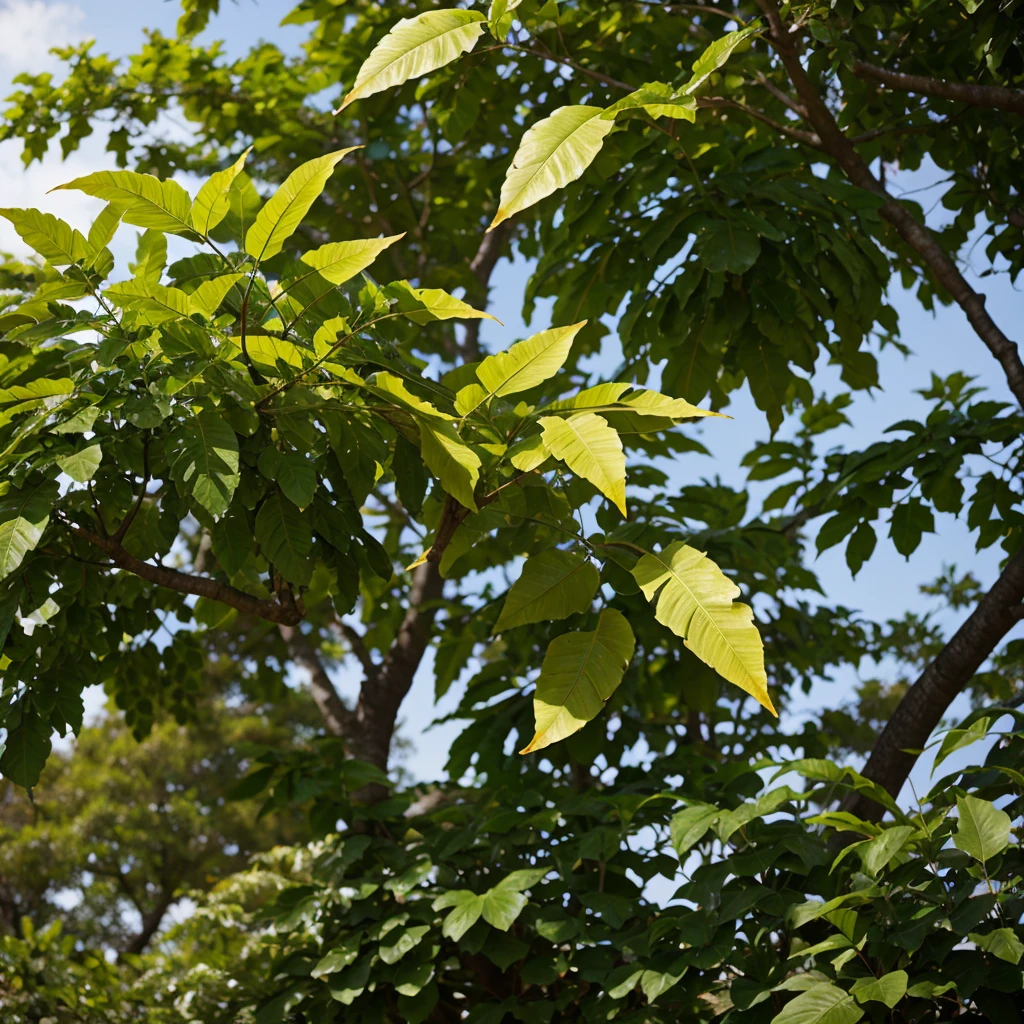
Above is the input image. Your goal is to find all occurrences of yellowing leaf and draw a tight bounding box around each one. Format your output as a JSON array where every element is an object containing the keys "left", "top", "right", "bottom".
[
  {"left": 539, "top": 412, "right": 626, "bottom": 515},
  {"left": 494, "top": 550, "right": 599, "bottom": 633},
  {"left": 632, "top": 542, "right": 775, "bottom": 714},
  {"left": 457, "top": 322, "right": 585, "bottom": 416},
  {"left": 418, "top": 419, "right": 481, "bottom": 511},
  {"left": 489, "top": 106, "right": 614, "bottom": 231},
  {"left": 191, "top": 147, "right": 252, "bottom": 236},
  {"left": 370, "top": 372, "right": 451, "bottom": 419},
  {"left": 245, "top": 148, "right": 360, "bottom": 262},
  {"left": 52, "top": 170, "right": 195, "bottom": 237},
  {"left": 336, "top": 10, "right": 486, "bottom": 111},
  {"left": 300, "top": 233, "right": 405, "bottom": 285},
  {"left": 521, "top": 609, "right": 635, "bottom": 754}
]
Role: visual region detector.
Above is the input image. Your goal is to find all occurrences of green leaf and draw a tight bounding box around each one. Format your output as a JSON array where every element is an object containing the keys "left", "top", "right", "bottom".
[
  {"left": 311, "top": 935, "right": 362, "bottom": 979},
  {"left": 52, "top": 170, "right": 196, "bottom": 237},
  {"left": 480, "top": 888, "right": 528, "bottom": 931},
  {"left": 56, "top": 443, "right": 102, "bottom": 483},
  {"left": 130, "top": 229, "right": 167, "bottom": 285},
  {"left": 669, "top": 803, "right": 720, "bottom": 857},
  {"left": 933, "top": 717, "right": 991, "bottom": 771},
  {"left": 953, "top": 794, "right": 1010, "bottom": 864},
  {"left": 225, "top": 334, "right": 312, "bottom": 376},
  {"left": 493, "top": 550, "right": 599, "bottom": 633},
  {"left": 851, "top": 971, "right": 907, "bottom": 1008},
  {"left": 337, "top": 9, "right": 487, "bottom": 111},
  {"left": 386, "top": 281, "right": 498, "bottom": 325},
  {"left": 520, "top": 608, "right": 635, "bottom": 754},
  {"left": 255, "top": 490, "right": 313, "bottom": 586},
  {"left": 0, "top": 479, "right": 57, "bottom": 581},
  {"left": 632, "top": 542, "right": 775, "bottom": 714},
  {"left": 380, "top": 924, "right": 430, "bottom": 965},
  {"left": 0, "top": 707, "right": 52, "bottom": 788},
  {"left": 489, "top": 106, "right": 615, "bottom": 231},
  {"left": 0, "top": 208, "right": 92, "bottom": 266},
  {"left": 889, "top": 499, "right": 935, "bottom": 558},
  {"left": 858, "top": 825, "right": 915, "bottom": 876},
  {"left": 455, "top": 322, "right": 585, "bottom": 414},
  {"left": 770, "top": 984, "right": 864, "bottom": 1024},
  {"left": 245, "top": 148, "right": 360, "bottom": 262},
  {"left": 539, "top": 412, "right": 626, "bottom": 516},
  {"left": 682, "top": 22, "right": 760, "bottom": 94},
  {"left": 508, "top": 434, "right": 550, "bottom": 471},
  {"left": 189, "top": 273, "right": 245, "bottom": 318},
  {"left": 698, "top": 222, "right": 761, "bottom": 274},
  {"left": 168, "top": 410, "right": 240, "bottom": 519},
  {"left": 210, "top": 507, "right": 252, "bottom": 576},
  {"left": 602, "top": 82, "right": 697, "bottom": 122},
  {"left": 191, "top": 147, "right": 252, "bottom": 236},
  {"left": 434, "top": 890, "right": 485, "bottom": 941},
  {"left": 300, "top": 234, "right": 405, "bottom": 285},
  {"left": 970, "top": 928, "right": 1024, "bottom": 964},
  {"left": 258, "top": 448, "right": 317, "bottom": 511},
  {"left": 488, "top": 0, "right": 523, "bottom": 37},
  {"left": 418, "top": 419, "right": 481, "bottom": 512},
  {"left": 371, "top": 372, "right": 450, "bottom": 419}
]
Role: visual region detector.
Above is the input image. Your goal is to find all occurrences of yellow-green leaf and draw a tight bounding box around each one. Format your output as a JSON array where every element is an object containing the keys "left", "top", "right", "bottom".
[
  {"left": 539, "top": 412, "right": 626, "bottom": 515},
  {"left": 489, "top": 106, "right": 614, "bottom": 231},
  {"left": 494, "top": 550, "right": 599, "bottom": 633},
  {"left": 456, "top": 322, "right": 585, "bottom": 416},
  {"left": 0, "top": 208, "right": 92, "bottom": 267},
  {"left": 224, "top": 335, "right": 312, "bottom": 376},
  {"left": 370, "top": 372, "right": 451, "bottom": 419},
  {"left": 521, "top": 609, "right": 635, "bottom": 754},
  {"left": 245, "top": 148, "right": 360, "bottom": 262},
  {"left": 191, "top": 147, "right": 252, "bottom": 236},
  {"left": 0, "top": 480, "right": 57, "bottom": 581},
  {"left": 508, "top": 434, "right": 550, "bottom": 472},
  {"left": 52, "top": 170, "right": 195, "bottom": 237},
  {"left": 56, "top": 443, "right": 103, "bottom": 483},
  {"left": 632, "top": 542, "right": 775, "bottom": 714},
  {"left": 336, "top": 10, "right": 486, "bottom": 111},
  {"left": 418, "top": 418, "right": 481, "bottom": 511},
  {"left": 388, "top": 282, "right": 499, "bottom": 326},
  {"left": 682, "top": 23, "right": 760, "bottom": 95},
  {"left": 300, "top": 233, "right": 405, "bottom": 285},
  {"left": 189, "top": 273, "right": 245, "bottom": 319},
  {"left": 602, "top": 82, "right": 697, "bottom": 122},
  {"left": 953, "top": 794, "right": 1010, "bottom": 864}
]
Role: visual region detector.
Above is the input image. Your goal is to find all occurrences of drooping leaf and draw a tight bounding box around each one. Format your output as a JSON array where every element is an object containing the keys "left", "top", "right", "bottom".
[
  {"left": 167, "top": 410, "right": 240, "bottom": 519},
  {"left": 455, "top": 322, "right": 585, "bottom": 414},
  {"left": 520, "top": 608, "right": 636, "bottom": 754},
  {"left": 255, "top": 490, "right": 313, "bottom": 586},
  {"left": 0, "top": 706, "right": 52, "bottom": 788},
  {"left": 245, "top": 148, "right": 360, "bottom": 262},
  {"left": 0, "top": 479, "right": 57, "bottom": 581},
  {"left": 191, "top": 147, "right": 252, "bottom": 236},
  {"left": 493, "top": 550, "right": 599, "bottom": 633},
  {"left": 632, "top": 541, "right": 775, "bottom": 714},
  {"left": 933, "top": 716, "right": 991, "bottom": 771},
  {"left": 539, "top": 412, "right": 626, "bottom": 515},
  {"left": 418, "top": 419, "right": 480, "bottom": 511},
  {"left": 210, "top": 506, "right": 252, "bottom": 576},
  {"left": 0, "top": 208, "right": 92, "bottom": 266},
  {"left": 953, "top": 794, "right": 1011, "bottom": 864},
  {"left": 337, "top": 10, "right": 487, "bottom": 111},
  {"left": 300, "top": 233, "right": 405, "bottom": 285},
  {"left": 52, "top": 170, "right": 196, "bottom": 237},
  {"left": 489, "top": 106, "right": 615, "bottom": 231}
]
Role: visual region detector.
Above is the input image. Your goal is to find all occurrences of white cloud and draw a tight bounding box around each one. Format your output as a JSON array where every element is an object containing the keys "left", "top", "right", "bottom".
[{"left": 0, "top": 0, "right": 87, "bottom": 78}]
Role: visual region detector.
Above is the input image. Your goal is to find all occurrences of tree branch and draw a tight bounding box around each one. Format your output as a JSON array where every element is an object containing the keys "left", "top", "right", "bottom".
[
  {"left": 461, "top": 222, "right": 513, "bottom": 361},
  {"left": 852, "top": 60, "right": 1024, "bottom": 115},
  {"left": 696, "top": 96, "right": 822, "bottom": 147},
  {"left": 278, "top": 624, "right": 354, "bottom": 738},
  {"left": 756, "top": 0, "right": 1024, "bottom": 411},
  {"left": 844, "top": 546, "right": 1024, "bottom": 822},
  {"left": 335, "top": 619, "right": 380, "bottom": 684},
  {"left": 64, "top": 519, "right": 303, "bottom": 626}
]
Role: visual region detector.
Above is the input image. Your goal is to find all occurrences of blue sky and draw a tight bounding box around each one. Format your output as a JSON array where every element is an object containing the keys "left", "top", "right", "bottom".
[{"left": 2, "top": 0, "right": 1020, "bottom": 799}]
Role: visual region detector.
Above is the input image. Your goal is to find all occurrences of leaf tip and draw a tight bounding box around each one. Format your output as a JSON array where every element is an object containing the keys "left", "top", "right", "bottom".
[{"left": 487, "top": 210, "right": 509, "bottom": 233}]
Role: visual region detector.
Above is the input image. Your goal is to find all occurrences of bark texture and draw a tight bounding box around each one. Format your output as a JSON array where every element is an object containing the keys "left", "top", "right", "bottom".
[{"left": 852, "top": 60, "right": 1024, "bottom": 115}]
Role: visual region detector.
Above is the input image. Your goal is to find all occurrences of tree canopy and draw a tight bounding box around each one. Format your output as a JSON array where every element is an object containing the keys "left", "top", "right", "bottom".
[{"left": 0, "top": 0, "right": 1022, "bottom": 1021}]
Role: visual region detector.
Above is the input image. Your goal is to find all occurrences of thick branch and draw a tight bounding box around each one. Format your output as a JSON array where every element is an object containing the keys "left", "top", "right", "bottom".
[
  {"left": 461, "top": 222, "right": 512, "bottom": 361},
  {"left": 66, "top": 521, "right": 303, "bottom": 626},
  {"left": 121, "top": 887, "right": 175, "bottom": 957},
  {"left": 756, "top": 0, "right": 1024, "bottom": 411},
  {"left": 278, "top": 625, "right": 354, "bottom": 739},
  {"left": 852, "top": 60, "right": 1024, "bottom": 115},
  {"left": 844, "top": 547, "right": 1024, "bottom": 822}
]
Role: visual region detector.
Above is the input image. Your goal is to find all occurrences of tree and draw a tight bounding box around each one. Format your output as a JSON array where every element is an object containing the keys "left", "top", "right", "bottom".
[{"left": 0, "top": 0, "right": 1022, "bottom": 1020}]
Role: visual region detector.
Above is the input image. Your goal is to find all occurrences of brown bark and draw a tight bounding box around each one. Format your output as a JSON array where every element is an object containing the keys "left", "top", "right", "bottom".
[
  {"left": 845, "top": 547, "right": 1024, "bottom": 821},
  {"left": 278, "top": 625, "right": 354, "bottom": 739},
  {"left": 852, "top": 60, "right": 1024, "bottom": 116},
  {"left": 461, "top": 221, "right": 512, "bottom": 361},
  {"left": 755, "top": 0, "right": 1024, "bottom": 413},
  {"left": 121, "top": 888, "right": 175, "bottom": 956}
]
